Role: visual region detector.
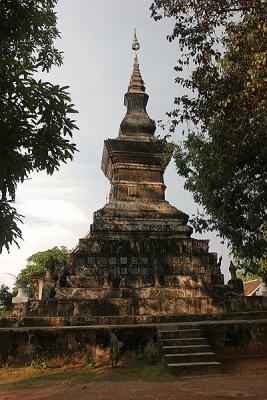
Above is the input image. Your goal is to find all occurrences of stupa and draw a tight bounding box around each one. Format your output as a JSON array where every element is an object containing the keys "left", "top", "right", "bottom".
[
  {"left": 7, "top": 33, "right": 267, "bottom": 375},
  {"left": 15, "top": 32, "right": 227, "bottom": 317}
]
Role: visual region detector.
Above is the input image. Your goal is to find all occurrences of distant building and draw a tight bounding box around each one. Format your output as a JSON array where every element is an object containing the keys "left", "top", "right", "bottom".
[{"left": 244, "top": 279, "right": 262, "bottom": 296}]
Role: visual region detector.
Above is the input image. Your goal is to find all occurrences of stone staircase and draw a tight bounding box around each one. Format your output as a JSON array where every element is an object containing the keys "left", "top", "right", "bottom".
[{"left": 157, "top": 324, "right": 222, "bottom": 376}]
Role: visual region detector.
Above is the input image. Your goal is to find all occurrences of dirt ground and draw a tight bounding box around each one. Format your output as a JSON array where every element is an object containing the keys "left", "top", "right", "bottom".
[{"left": 1, "top": 358, "right": 267, "bottom": 400}]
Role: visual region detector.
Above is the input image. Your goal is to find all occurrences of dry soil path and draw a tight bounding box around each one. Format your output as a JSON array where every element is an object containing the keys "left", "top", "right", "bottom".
[{"left": 1, "top": 358, "right": 267, "bottom": 400}]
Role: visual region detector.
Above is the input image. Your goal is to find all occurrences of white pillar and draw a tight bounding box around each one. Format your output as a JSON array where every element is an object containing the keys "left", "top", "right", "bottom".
[{"left": 38, "top": 278, "right": 44, "bottom": 300}]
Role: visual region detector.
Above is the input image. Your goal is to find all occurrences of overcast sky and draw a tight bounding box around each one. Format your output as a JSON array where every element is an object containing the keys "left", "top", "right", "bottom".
[{"left": 0, "top": 0, "right": 231, "bottom": 288}]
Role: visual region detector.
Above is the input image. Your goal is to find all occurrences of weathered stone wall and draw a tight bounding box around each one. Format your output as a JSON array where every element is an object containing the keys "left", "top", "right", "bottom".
[
  {"left": 0, "top": 325, "right": 158, "bottom": 367},
  {"left": 11, "top": 296, "right": 221, "bottom": 317},
  {"left": 2, "top": 310, "right": 267, "bottom": 328},
  {"left": 1, "top": 320, "right": 267, "bottom": 366},
  {"left": 202, "top": 321, "right": 267, "bottom": 358},
  {"left": 10, "top": 294, "right": 267, "bottom": 318}
]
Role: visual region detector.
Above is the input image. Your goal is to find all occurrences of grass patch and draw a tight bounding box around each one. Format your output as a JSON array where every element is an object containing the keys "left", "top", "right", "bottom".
[
  {"left": 0, "top": 358, "right": 176, "bottom": 390},
  {"left": 0, "top": 310, "right": 11, "bottom": 317}
]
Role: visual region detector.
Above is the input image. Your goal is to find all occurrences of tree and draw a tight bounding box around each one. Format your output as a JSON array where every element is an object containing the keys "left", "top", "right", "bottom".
[
  {"left": 17, "top": 246, "right": 70, "bottom": 298},
  {"left": 0, "top": 0, "right": 78, "bottom": 253},
  {"left": 236, "top": 270, "right": 259, "bottom": 283},
  {"left": 0, "top": 284, "right": 13, "bottom": 310},
  {"left": 150, "top": 1, "right": 267, "bottom": 270}
]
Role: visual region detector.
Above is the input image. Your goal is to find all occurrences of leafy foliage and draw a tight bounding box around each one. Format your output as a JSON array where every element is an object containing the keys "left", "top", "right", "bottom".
[
  {"left": 151, "top": 1, "right": 267, "bottom": 269},
  {"left": 161, "top": 141, "right": 175, "bottom": 170},
  {"left": 17, "top": 246, "right": 70, "bottom": 297},
  {"left": 0, "top": 284, "right": 12, "bottom": 310},
  {"left": 236, "top": 269, "right": 259, "bottom": 283},
  {"left": 0, "top": 203, "right": 22, "bottom": 251},
  {"left": 0, "top": 0, "right": 78, "bottom": 253}
]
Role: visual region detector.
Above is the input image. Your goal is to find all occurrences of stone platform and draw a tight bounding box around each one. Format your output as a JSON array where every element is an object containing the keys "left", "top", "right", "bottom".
[
  {"left": 2, "top": 310, "right": 267, "bottom": 328},
  {"left": 1, "top": 312, "right": 267, "bottom": 369},
  {"left": 13, "top": 279, "right": 267, "bottom": 319}
]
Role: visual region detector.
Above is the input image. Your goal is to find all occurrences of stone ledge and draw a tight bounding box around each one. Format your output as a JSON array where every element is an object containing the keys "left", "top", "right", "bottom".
[{"left": 1, "top": 318, "right": 267, "bottom": 366}]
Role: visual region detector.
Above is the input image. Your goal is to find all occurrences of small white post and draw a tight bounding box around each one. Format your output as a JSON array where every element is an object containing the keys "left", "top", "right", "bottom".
[{"left": 12, "top": 281, "right": 29, "bottom": 304}]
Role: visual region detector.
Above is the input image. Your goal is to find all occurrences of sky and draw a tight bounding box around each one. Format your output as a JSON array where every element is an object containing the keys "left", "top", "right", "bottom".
[{"left": 0, "top": 0, "right": 231, "bottom": 288}]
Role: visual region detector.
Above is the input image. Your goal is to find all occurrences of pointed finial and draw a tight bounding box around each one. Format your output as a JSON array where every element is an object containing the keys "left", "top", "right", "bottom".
[
  {"left": 132, "top": 29, "right": 140, "bottom": 51},
  {"left": 128, "top": 30, "right": 145, "bottom": 93}
]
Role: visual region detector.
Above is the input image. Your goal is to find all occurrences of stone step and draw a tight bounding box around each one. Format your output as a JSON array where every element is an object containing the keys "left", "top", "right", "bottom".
[
  {"left": 158, "top": 324, "right": 201, "bottom": 331},
  {"left": 161, "top": 337, "right": 207, "bottom": 346},
  {"left": 157, "top": 325, "right": 179, "bottom": 331},
  {"left": 158, "top": 329, "right": 202, "bottom": 339},
  {"left": 165, "top": 352, "right": 216, "bottom": 364},
  {"left": 168, "top": 361, "right": 221, "bottom": 376},
  {"left": 162, "top": 344, "right": 211, "bottom": 354}
]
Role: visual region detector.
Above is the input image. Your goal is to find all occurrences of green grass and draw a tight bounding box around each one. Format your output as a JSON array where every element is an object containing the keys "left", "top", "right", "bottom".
[
  {"left": 0, "top": 358, "right": 177, "bottom": 390},
  {"left": 0, "top": 310, "right": 11, "bottom": 317}
]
